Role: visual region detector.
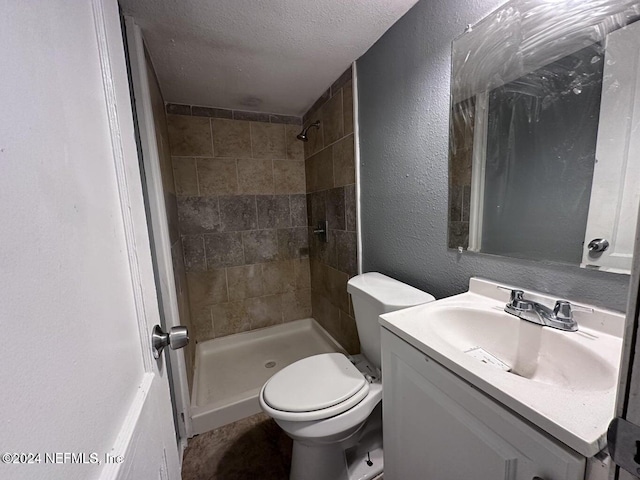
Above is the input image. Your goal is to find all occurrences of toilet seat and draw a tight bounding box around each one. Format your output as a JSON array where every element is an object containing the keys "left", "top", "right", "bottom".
[{"left": 260, "top": 353, "right": 370, "bottom": 422}]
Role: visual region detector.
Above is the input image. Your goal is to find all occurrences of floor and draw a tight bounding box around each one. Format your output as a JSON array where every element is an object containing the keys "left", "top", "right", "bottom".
[
  {"left": 182, "top": 412, "right": 292, "bottom": 480},
  {"left": 181, "top": 412, "right": 385, "bottom": 480}
]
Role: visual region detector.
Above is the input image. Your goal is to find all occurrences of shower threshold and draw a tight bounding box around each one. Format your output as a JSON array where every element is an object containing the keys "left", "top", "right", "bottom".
[{"left": 190, "top": 318, "right": 345, "bottom": 435}]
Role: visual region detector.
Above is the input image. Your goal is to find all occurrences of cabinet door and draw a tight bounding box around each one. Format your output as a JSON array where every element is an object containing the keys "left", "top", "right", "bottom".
[{"left": 382, "top": 330, "right": 585, "bottom": 480}]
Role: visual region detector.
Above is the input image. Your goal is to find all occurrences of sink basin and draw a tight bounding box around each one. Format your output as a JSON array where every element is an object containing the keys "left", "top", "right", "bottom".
[
  {"left": 427, "top": 305, "right": 616, "bottom": 391},
  {"left": 379, "top": 278, "right": 624, "bottom": 457}
]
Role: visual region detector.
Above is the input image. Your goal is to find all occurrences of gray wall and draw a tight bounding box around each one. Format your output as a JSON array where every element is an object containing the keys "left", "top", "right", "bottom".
[{"left": 356, "top": 0, "right": 630, "bottom": 311}]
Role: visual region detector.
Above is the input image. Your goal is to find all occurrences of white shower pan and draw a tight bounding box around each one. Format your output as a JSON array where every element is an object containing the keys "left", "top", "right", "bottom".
[{"left": 191, "top": 318, "right": 345, "bottom": 435}]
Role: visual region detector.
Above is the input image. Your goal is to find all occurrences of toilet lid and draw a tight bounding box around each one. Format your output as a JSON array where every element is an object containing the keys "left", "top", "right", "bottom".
[{"left": 262, "top": 353, "right": 367, "bottom": 413}]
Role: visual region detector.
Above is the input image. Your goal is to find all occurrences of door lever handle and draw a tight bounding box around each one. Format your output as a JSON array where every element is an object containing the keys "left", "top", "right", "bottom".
[{"left": 151, "top": 325, "right": 189, "bottom": 359}]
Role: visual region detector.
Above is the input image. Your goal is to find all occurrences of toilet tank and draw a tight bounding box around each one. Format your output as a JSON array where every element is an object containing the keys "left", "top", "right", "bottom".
[{"left": 347, "top": 272, "right": 435, "bottom": 369}]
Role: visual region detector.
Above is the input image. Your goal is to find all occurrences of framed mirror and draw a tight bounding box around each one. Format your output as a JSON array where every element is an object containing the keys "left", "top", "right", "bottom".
[{"left": 448, "top": 0, "right": 640, "bottom": 274}]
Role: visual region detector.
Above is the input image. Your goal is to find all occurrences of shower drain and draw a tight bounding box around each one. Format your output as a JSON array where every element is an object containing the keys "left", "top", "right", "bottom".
[{"left": 264, "top": 361, "right": 276, "bottom": 368}]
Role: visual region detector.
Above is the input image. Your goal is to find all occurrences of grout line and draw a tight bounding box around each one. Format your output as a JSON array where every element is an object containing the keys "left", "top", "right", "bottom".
[
  {"left": 201, "top": 234, "right": 208, "bottom": 271},
  {"left": 195, "top": 158, "right": 201, "bottom": 196},
  {"left": 210, "top": 118, "right": 215, "bottom": 158}
]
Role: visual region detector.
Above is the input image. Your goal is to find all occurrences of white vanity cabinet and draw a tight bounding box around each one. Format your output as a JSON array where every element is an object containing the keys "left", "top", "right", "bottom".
[{"left": 381, "top": 329, "right": 586, "bottom": 480}]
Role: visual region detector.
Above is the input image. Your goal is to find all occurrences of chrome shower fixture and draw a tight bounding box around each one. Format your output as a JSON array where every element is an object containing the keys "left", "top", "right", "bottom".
[{"left": 296, "top": 121, "right": 320, "bottom": 142}]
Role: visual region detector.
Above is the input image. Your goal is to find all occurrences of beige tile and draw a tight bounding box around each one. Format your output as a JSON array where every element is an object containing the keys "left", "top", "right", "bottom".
[
  {"left": 186, "top": 270, "right": 228, "bottom": 309},
  {"left": 343, "top": 81, "right": 353, "bottom": 135},
  {"left": 247, "top": 295, "right": 283, "bottom": 329},
  {"left": 212, "top": 118, "right": 252, "bottom": 157},
  {"left": 273, "top": 160, "right": 305, "bottom": 194},
  {"left": 333, "top": 135, "right": 355, "bottom": 187},
  {"left": 294, "top": 258, "right": 311, "bottom": 290},
  {"left": 320, "top": 91, "right": 343, "bottom": 145},
  {"left": 172, "top": 157, "right": 199, "bottom": 196},
  {"left": 198, "top": 158, "right": 238, "bottom": 195},
  {"left": 237, "top": 158, "right": 274, "bottom": 194},
  {"left": 327, "top": 266, "right": 349, "bottom": 312},
  {"left": 190, "top": 306, "right": 214, "bottom": 343},
  {"left": 262, "top": 261, "right": 295, "bottom": 295},
  {"left": 305, "top": 147, "right": 333, "bottom": 192},
  {"left": 211, "top": 301, "right": 250, "bottom": 337},
  {"left": 311, "top": 291, "right": 340, "bottom": 341},
  {"left": 282, "top": 289, "right": 312, "bottom": 322},
  {"left": 167, "top": 114, "right": 212, "bottom": 156},
  {"left": 285, "top": 124, "right": 304, "bottom": 160},
  {"left": 227, "top": 265, "right": 263, "bottom": 301},
  {"left": 251, "top": 122, "right": 286, "bottom": 159},
  {"left": 303, "top": 118, "right": 324, "bottom": 159}
]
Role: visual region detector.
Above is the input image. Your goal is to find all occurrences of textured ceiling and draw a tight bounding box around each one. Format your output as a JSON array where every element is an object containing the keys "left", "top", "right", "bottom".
[{"left": 120, "top": 0, "right": 419, "bottom": 116}]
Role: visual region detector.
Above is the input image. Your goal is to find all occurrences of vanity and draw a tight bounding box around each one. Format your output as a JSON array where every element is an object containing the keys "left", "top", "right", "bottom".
[{"left": 380, "top": 278, "right": 623, "bottom": 480}]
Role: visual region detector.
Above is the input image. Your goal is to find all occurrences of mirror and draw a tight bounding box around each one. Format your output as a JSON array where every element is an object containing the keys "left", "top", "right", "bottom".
[{"left": 448, "top": 0, "right": 640, "bottom": 274}]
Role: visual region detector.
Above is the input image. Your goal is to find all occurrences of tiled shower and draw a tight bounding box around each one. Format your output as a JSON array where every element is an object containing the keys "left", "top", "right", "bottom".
[{"left": 166, "top": 66, "right": 359, "bottom": 358}]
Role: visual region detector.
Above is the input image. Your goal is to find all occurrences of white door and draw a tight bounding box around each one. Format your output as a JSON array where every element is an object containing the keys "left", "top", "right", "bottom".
[
  {"left": 582, "top": 21, "right": 640, "bottom": 273},
  {"left": 0, "top": 1, "right": 180, "bottom": 480},
  {"left": 124, "top": 17, "right": 193, "bottom": 440}
]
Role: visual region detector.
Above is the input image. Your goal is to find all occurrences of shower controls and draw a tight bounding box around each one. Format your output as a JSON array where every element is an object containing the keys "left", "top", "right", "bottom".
[
  {"left": 313, "top": 221, "right": 328, "bottom": 243},
  {"left": 151, "top": 325, "right": 189, "bottom": 359}
]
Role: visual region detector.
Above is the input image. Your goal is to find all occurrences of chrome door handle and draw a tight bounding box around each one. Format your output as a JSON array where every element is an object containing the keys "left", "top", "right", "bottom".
[
  {"left": 151, "top": 325, "right": 189, "bottom": 359},
  {"left": 588, "top": 238, "right": 609, "bottom": 253}
]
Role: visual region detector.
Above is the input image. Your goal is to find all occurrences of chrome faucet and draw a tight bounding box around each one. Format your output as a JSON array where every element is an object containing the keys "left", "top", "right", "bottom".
[{"left": 504, "top": 289, "right": 579, "bottom": 332}]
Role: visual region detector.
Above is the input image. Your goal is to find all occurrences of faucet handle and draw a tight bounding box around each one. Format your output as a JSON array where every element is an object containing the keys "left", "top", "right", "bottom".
[
  {"left": 553, "top": 300, "right": 593, "bottom": 321},
  {"left": 509, "top": 289, "right": 524, "bottom": 304},
  {"left": 553, "top": 300, "right": 572, "bottom": 321}
]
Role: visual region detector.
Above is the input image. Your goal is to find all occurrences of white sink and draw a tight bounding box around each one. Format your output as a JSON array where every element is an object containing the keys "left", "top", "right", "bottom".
[{"left": 379, "top": 278, "right": 624, "bottom": 457}]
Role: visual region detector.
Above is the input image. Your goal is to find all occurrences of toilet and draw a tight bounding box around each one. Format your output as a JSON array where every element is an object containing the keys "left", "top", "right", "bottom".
[{"left": 259, "top": 272, "right": 435, "bottom": 480}]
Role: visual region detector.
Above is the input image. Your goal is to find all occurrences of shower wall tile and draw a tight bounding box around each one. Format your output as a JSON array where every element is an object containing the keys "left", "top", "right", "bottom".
[
  {"left": 233, "top": 110, "right": 270, "bottom": 122},
  {"left": 257, "top": 195, "right": 291, "bottom": 229},
  {"left": 166, "top": 103, "right": 191, "bottom": 116},
  {"left": 172, "top": 157, "right": 199, "bottom": 196},
  {"left": 251, "top": 122, "right": 285, "bottom": 159},
  {"left": 277, "top": 227, "right": 309, "bottom": 260},
  {"left": 211, "top": 301, "right": 250, "bottom": 337},
  {"left": 345, "top": 184, "right": 356, "bottom": 232},
  {"left": 305, "top": 148, "right": 333, "bottom": 193},
  {"left": 262, "top": 260, "right": 296, "bottom": 295},
  {"left": 343, "top": 81, "right": 354, "bottom": 136},
  {"left": 285, "top": 124, "right": 304, "bottom": 160},
  {"left": 190, "top": 306, "right": 214, "bottom": 343},
  {"left": 177, "top": 196, "right": 220, "bottom": 233},
  {"left": 227, "top": 265, "right": 263, "bottom": 301},
  {"left": 282, "top": 289, "right": 312, "bottom": 322},
  {"left": 187, "top": 270, "right": 228, "bottom": 309},
  {"left": 294, "top": 258, "right": 311, "bottom": 290},
  {"left": 290, "top": 194, "right": 308, "bottom": 227},
  {"left": 303, "top": 68, "right": 359, "bottom": 354},
  {"left": 243, "top": 230, "right": 279, "bottom": 264},
  {"left": 198, "top": 158, "right": 238, "bottom": 195},
  {"left": 273, "top": 160, "right": 305, "bottom": 194},
  {"left": 182, "top": 234, "right": 206, "bottom": 272},
  {"left": 303, "top": 119, "right": 324, "bottom": 158},
  {"left": 219, "top": 195, "right": 257, "bottom": 231},
  {"left": 212, "top": 119, "right": 252, "bottom": 158},
  {"left": 204, "top": 232, "right": 244, "bottom": 268},
  {"left": 333, "top": 134, "right": 355, "bottom": 187},
  {"left": 320, "top": 91, "right": 344, "bottom": 145},
  {"left": 191, "top": 105, "right": 233, "bottom": 119},
  {"left": 168, "top": 109, "right": 311, "bottom": 341},
  {"left": 269, "top": 114, "right": 302, "bottom": 125},
  {"left": 326, "top": 187, "right": 346, "bottom": 231},
  {"left": 167, "top": 114, "right": 212, "bottom": 156},
  {"left": 334, "top": 230, "right": 357, "bottom": 277},
  {"left": 247, "top": 294, "right": 283, "bottom": 330},
  {"left": 237, "top": 159, "right": 274, "bottom": 194}
]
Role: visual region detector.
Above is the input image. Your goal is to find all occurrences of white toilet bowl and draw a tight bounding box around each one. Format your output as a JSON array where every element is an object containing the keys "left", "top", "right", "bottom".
[{"left": 259, "top": 273, "right": 435, "bottom": 480}]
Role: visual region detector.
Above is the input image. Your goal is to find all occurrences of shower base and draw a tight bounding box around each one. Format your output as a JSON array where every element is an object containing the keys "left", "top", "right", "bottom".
[{"left": 191, "top": 318, "right": 345, "bottom": 435}]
